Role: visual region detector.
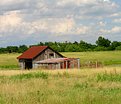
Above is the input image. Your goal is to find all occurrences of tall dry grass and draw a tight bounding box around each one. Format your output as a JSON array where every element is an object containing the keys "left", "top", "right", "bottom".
[{"left": 0, "top": 67, "right": 121, "bottom": 104}]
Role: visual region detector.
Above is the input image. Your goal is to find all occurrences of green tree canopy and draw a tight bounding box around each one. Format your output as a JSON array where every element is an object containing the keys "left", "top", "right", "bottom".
[{"left": 96, "top": 36, "right": 111, "bottom": 47}]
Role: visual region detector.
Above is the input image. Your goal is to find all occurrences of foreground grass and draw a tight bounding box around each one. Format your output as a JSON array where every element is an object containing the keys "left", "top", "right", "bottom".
[{"left": 0, "top": 67, "right": 121, "bottom": 104}]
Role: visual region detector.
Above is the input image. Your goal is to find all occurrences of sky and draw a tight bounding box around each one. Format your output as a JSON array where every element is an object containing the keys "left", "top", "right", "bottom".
[{"left": 0, "top": 0, "right": 121, "bottom": 47}]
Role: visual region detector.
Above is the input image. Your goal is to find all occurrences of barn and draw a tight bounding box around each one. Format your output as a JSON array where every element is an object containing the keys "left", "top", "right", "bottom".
[{"left": 17, "top": 46, "right": 80, "bottom": 69}]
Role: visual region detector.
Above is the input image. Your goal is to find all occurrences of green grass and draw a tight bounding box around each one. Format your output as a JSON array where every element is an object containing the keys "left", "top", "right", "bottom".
[
  {"left": 10, "top": 72, "right": 48, "bottom": 80},
  {"left": 0, "top": 52, "right": 121, "bottom": 103},
  {"left": 61, "top": 51, "right": 121, "bottom": 66},
  {"left": 96, "top": 70, "right": 121, "bottom": 82},
  {"left": 0, "top": 51, "right": 121, "bottom": 69},
  {"left": 0, "top": 68, "right": 121, "bottom": 104},
  {"left": 0, "top": 53, "right": 19, "bottom": 69}
]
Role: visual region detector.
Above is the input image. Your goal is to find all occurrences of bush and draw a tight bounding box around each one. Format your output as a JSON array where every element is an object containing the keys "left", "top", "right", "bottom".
[
  {"left": 115, "top": 46, "right": 121, "bottom": 50},
  {"left": 94, "top": 46, "right": 107, "bottom": 51}
]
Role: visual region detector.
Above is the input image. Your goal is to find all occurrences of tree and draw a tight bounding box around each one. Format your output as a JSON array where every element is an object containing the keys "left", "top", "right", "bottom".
[
  {"left": 110, "top": 41, "right": 121, "bottom": 50},
  {"left": 115, "top": 46, "right": 121, "bottom": 50},
  {"left": 6, "top": 46, "right": 18, "bottom": 53},
  {"left": 38, "top": 42, "right": 44, "bottom": 46},
  {"left": 79, "top": 40, "right": 94, "bottom": 51},
  {"left": 96, "top": 36, "right": 111, "bottom": 47},
  {"left": 94, "top": 46, "right": 107, "bottom": 51},
  {"left": 18, "top": 45, "right": 28, "bottom": 53},
  {"left": 73, "top": 41, "right": 78, "bottom": 45}
]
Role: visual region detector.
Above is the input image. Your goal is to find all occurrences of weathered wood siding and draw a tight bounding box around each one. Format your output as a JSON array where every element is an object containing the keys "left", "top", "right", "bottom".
[
  {"left": 18, "top": 47, "right": 64, "bottom": 69},
  {"left": 33, "top": 48, "right": 63, "bottom": 62},
  {"left": 19, "top": 59, "right": 25, "bottom": 69}
]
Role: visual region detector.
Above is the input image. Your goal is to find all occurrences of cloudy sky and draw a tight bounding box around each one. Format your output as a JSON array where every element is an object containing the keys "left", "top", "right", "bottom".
[{"left": 0, "top": 0, "right": 121, "bottom": 47}]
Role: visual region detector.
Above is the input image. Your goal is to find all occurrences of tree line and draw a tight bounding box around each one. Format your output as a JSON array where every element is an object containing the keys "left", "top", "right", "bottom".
[{"left": 1, "top": 36, "right": 121, "bottom": 53}]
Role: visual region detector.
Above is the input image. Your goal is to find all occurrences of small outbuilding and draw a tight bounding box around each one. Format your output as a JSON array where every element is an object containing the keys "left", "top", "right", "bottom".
[{"left": 17, "top": 46, "right": 80, "bottom": 69}]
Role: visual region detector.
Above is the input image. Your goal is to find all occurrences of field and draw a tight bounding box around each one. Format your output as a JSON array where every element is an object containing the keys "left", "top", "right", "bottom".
[
  {"left": 0, "top": 51, "right": 121, "bottom": 69},
  {"left": 62, "top": 51, "right": 121, "bottom": 66},
  {"left": 0, "top": 51, "right": 121, "bottom": 104},
  {"left": 0, "top": 68, "right": 121, "bottom": 104}
]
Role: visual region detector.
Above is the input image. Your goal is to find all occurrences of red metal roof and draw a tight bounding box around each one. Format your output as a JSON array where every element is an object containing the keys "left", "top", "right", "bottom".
[{"left": 17, "top": 46, "right": 48, "bottom": 59}]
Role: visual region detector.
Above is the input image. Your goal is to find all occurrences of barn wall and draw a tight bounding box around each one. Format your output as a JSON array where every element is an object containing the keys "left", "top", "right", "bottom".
[
  {"left": 19, "top": 58, "right": 80, "bottom": 69},
  {"left": 35, "top": 58, "right": 80, "bottom": 69},
  {"left": 34, "top": 52, "right": 45, "bottom": 62},
  {"left": 19, "top": 59, "right": 25, "bottom": 69},
  {"left": 37, "top": 63, "right": 61, "bottom": 69},
  {"left": 33, "top": 48, "right": 63, "bottom": 62}
]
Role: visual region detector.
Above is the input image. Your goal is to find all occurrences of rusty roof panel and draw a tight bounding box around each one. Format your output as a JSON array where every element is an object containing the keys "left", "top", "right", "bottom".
[{"left": 17, "top": 46, "right": 48, "bottom": 59}]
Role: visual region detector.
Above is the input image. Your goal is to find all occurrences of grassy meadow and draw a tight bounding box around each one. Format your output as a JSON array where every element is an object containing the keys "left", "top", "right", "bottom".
[
  {"left": 62, "top": 51, "right": 121, "bottom": 66},
  {"left": 0, "top": 51, "right": 121, "bottom": 104},
  {"left": 0, "top": 68, "right": 121, "bottom": 104},
  {"left": 0, "top": 53, "right": 19, "bottom": 69}
]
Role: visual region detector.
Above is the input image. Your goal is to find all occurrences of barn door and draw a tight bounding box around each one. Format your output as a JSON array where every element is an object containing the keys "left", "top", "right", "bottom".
[{"left": 25, "top": 59, "right": 32, "bottom": 69}]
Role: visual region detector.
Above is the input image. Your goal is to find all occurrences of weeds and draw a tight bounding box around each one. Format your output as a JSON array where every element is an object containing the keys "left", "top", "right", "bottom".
[
  {"left": 1, "top": 69, "right": 121, "bottom": 104},
  {"left": 54, "top": 72, "right": 70, "bottom": 78},
  {"left": 10, "top": 72, "right": 48, "bottom": 80},
  {"left": 96, "top": 70, "right": 121, "bottom": 82},
  {"left": 74, "top": 82, "right": 89, "bottom": 89},
  {"left": 0, "top": 95, "right": 5, "bottom": 104},
  {"left": 0, "top": 65, "right": 19, "bottom": 69}
]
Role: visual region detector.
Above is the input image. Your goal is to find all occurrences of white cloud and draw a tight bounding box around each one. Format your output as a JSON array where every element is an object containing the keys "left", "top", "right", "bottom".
[
  {"left": 103, "top": 0, "right": 110, "bottom": 2},
  {"left": 57, "top": 0, "right": 97, "bottom": 6},
  {"left": 0, "top": 0, "right": 25, "bottom": 5},
  {"left": 21, "top": 18, "right": 74, "bottom": 35},
  {"left": 99, "top": 21, "right": 106, "bottom": 26},
  {"left": 113, "top": 18, "right": 121, "bottom": 23},
  {"left": 111, "top": 26, "right": 121, "bottom": 33},
  {"left": 110, "top": 13, "right": 121, "bottom": 17},
  {"left": 23, "top": 18, "right": 86, "bottom": 35},
  {"left": 0, "top": 0, "right": 121, "bottom": 46},
  {"left": 74, "top": 26, "right": 91, "bottom": 35},
  {"left": 0, "top": 11, "right": 22, "bottom": 32},
  {"left": 100, "top": 26, "right": 121, "bottom": 34}
]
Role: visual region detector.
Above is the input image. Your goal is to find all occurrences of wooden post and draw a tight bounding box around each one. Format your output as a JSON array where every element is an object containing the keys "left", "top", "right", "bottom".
[
  {"left": 58, "top": 63, "right": 61, "bottom": 69},
  {"left": 66, "top": 61, "right": 68, "bottom": 69},
  {"left": 63, "top": 62, "right": 64, "bottom": 69},
  {"left": 20, "top": 62, "right": 24, "bottom": 69},
  {"left": 73, "top": 60, "right": 75, "bottom": 68},
  {"left": 22, "top": 61, "right": 25, "bottom": 69},
  {"left": 77, "top": 58, "right": 80, "bottom": 69},
  {"left": 54, "top": 53, "right": 56, "bottom": 58}
]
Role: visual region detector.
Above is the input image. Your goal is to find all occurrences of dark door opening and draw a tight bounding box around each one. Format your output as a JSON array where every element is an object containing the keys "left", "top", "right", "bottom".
[{"left": 25, "top": 60, "right": 32, "bottom": 69}]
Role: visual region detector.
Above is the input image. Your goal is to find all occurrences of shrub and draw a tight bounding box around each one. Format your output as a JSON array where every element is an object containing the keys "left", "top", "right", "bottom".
[
  {"left": 94, "top": 46, "right": 107, "bottom": 51},
  {"left": 115, "top": 46, "right": 121, "bottom": 50}
]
